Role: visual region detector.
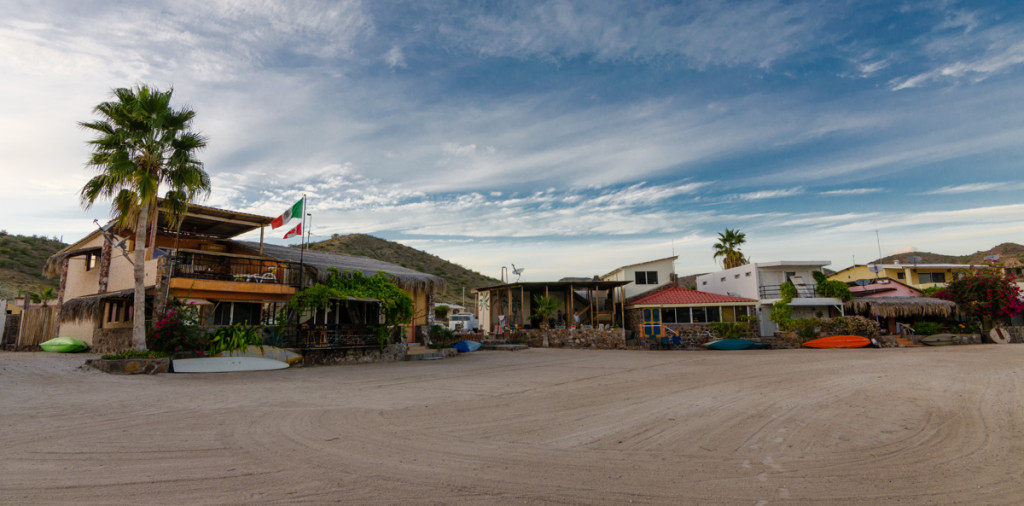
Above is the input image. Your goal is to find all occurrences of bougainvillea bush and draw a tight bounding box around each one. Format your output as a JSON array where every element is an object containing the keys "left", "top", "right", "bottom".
[
  {"left": 820, "top": 315, "right": 879, "bottom": 339},
  {"left": 147, "top": 298, "right": 207, "bottom": 356},
  {"left": 933, "top": 270, "right": 1024, "bottom": 327}
]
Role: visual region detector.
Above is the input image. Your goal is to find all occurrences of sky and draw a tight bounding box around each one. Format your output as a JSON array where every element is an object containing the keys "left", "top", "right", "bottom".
[{"left": 3, "top": 0, "right": 1024, "bottom": 281}]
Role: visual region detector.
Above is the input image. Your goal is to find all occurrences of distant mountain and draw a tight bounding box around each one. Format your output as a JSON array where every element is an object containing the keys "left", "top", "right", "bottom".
[
  {"left": 306, "top": 234, "right": 500, "bottom": 311},
  {"left": 874, "top": 243, "right": 1024, "bottom": 265},
  {"left": 0, "top": 232, "right": 66, "bottom": 299}
]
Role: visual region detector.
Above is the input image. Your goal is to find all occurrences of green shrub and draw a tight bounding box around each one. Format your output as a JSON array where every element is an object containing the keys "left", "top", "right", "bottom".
[
  {"left": 428, "top": 324, "right": 457, "bottom": 349},
  {"left": 911, "top": 321, "right": 943, "bottom": 335},
  {"left": 207, "top": 323, "right": 263, "bottom": 355},
  {"left": 794, "top": 318, "right": 821, "bottom": 342}
]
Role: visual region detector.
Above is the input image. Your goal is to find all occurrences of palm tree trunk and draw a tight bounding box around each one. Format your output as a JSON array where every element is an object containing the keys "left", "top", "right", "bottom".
[{"left": 132, "top": 203, "right": 149, "bottom": 350}]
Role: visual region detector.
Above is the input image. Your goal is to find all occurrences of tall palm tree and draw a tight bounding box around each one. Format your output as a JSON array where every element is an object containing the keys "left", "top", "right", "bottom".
[
  {"left": 713, "top": 228, "right": 748, "bottom": 269},
  {"left": 79, "top": 85, "right": 210, "bottom": 350}
]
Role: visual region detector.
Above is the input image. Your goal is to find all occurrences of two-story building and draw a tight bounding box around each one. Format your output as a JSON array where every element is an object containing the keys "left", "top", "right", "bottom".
[
  {"left": 601, "top": 256, "right": 677, "bottom": 301},
  {"left": 45, "top": 202, "right": 443, "bottom": 352},
  {"left": 696, "top": 261, "right": 844, "bottom": 337},
  {"left": 828, "top": 263, "right": 972, "bottom": 291}
]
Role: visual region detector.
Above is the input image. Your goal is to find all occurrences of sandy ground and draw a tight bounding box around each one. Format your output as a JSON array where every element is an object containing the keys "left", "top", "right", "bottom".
[{"left": 2, "top": 346, "right": 1023, "bottom": 505}]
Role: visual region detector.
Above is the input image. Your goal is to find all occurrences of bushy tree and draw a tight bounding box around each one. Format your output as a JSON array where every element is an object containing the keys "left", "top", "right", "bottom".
[{"left": 933, "top": 269, "right": 1024, "bottom": 330}]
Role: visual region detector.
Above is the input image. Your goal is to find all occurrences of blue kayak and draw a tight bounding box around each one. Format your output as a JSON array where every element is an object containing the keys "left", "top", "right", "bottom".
[
  {"left": 453, "top": 340, "right": 482, "bottom": 353},
  {"left": 705, "top": 339, "right": 761, "bottom": 350}
]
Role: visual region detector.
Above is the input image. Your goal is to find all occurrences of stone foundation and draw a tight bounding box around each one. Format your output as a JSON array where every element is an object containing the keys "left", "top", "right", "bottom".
[
  {"left": 92, "top": 328, "right": 132, "bottom": 354},
  {"left": 300, "top": 342, "right": 408, "bottom": 366},
  {"left": 505, "top": 328, "right": 627, "bottom": 349},
  {"left": 86, "top": 357, "right": 170, "bottom": 375}
]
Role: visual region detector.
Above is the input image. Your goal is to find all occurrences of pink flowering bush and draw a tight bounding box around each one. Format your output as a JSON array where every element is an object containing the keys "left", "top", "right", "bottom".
[
  {"left": 147, "top": 298, "right": 207, "bottom": 356},
  {"left": 933, "top": 269, "right": 1024, "bottom": 328}
]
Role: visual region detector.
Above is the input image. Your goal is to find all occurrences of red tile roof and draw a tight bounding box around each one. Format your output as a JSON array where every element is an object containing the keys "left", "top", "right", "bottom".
[{"left": 629, "top": 286, "right": 757, "bottom": 306}]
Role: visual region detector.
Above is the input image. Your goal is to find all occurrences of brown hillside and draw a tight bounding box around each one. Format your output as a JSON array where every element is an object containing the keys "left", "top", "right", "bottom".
[
  {"left": 875, "top": 242, "right": 1024, "bottom": 265},
  {"left": 306, "top": 234, "right": 500, "bottom": 311},
  {"left": 0, "top": 232, "right": 66, "bottom": 299}
]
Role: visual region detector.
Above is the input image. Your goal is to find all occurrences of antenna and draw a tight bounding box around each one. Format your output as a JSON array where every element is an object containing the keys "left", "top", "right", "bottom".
[
  {"left": 854, "top": 279, "right": 871, "bottom": 287},
  {"left": 907, "top": 255, "right": 922, "bottom": 267},
  {"left": 875, "top": 229, "right": 882, "bottom": 262}
]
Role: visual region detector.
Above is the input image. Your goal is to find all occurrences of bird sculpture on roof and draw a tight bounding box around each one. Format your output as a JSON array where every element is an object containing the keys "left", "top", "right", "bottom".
[{"left": 511, "top": 263, "right": 525, "bottom": 282}]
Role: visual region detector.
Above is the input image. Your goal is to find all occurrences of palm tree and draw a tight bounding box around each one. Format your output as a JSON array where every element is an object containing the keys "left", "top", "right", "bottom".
[
  {"left": 29, "top": 287, "right": 57, "bottom": 307},
  {"left": 79, "top": 85, "right": 210, "bottom": 350},
  {"left": 713, "top": 228, "right": 748, "bottom": 269}
]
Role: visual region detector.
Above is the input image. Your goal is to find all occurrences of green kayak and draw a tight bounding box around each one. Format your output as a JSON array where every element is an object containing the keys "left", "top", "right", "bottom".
[{"left": 39, "top": 337, "right": 89, "bottom": 353}]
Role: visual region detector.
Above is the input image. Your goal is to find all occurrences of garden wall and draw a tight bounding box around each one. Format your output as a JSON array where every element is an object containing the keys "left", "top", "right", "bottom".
[
  {"left": 512, "top": 328, "right": 627, "bottom": 349},
  {"left": 298, "top": 341, "right": 408, "bottom": 366}
]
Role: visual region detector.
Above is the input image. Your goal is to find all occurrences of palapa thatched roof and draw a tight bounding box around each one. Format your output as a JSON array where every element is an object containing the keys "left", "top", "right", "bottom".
[
  {"left": 844, "top": 296, "right": 957, "bottom": 319},
  {"left": 233, "top": 241, "right": 445, "bottom": 293},
  {"left": 59, "top": 289, "right": 136, "bottom": 323}
]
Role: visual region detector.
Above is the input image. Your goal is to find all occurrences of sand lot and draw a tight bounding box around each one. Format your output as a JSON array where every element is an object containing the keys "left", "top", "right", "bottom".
[{"left": 2, "top": 346, "right": 1023, "bottom": 505}]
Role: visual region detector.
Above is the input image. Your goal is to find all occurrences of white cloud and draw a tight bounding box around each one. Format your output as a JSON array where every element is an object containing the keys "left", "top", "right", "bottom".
[{"left": 384, "top": 45, "right": 406, "bottom": 68}]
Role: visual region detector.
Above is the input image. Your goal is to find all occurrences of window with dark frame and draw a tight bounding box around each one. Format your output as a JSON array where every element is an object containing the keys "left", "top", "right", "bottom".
[{"left": 635, "top": 271, "right": 659, "bottom": 285}]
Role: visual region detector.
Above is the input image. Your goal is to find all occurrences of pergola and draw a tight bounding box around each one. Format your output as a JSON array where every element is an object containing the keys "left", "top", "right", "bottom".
[{"left": 476, "top": 280, "right": 631, "bottom": 330}]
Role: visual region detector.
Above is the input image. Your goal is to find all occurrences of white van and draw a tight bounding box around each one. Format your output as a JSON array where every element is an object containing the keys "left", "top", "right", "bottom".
[{"left": 448, "top": 313, "right": 479, "bottom": 333}]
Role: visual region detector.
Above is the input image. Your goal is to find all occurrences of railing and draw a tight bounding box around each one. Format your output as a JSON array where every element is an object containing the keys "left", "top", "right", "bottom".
[
  {"left": 170, "top": 251, "right": 300, "bottom": 287},
  {"left": 759, "top": 283, "right": 820, "bottom": 299},
  {"left": 292, "top": 324, "right": 380, "bottom": 349}
]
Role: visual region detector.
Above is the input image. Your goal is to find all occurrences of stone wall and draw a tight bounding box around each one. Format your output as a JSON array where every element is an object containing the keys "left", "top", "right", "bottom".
[
  {"left": 299, "top": 341, "right": 408, "bottom": 366},
  {"left": 93, "top": 327, "right": 132, "bottom": 354},
  {"left": 513, "top": 328, "right": 627, "bottom": 349}
]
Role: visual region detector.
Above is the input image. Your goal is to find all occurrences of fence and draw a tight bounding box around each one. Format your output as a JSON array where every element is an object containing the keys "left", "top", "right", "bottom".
[{"left": 16, "top": 307, "right": 59, "bottom": 348}]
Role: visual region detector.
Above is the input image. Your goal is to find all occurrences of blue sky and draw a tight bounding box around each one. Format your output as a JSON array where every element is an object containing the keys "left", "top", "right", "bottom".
[{"left": 3, "top": 1, "right": 1024, "bottom": 280}]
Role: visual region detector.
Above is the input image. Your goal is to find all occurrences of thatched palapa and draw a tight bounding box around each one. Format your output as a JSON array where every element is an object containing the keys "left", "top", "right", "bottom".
[
  {"left": 845, "top": 296, "right": 956, "bottom": 319},
  {"left": 59, "top": 289, "right": 135, "bottom": 323},
  {"left": 234, "top": 242, "right": 445, "bottom": 293}
]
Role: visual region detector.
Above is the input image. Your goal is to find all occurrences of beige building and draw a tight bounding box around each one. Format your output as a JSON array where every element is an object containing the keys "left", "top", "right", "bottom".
[{"left": 46, "top": 203, "right": 443, "bottom": 352}]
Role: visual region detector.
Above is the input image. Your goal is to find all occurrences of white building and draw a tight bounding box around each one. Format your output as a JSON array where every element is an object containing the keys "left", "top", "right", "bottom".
[
  {"left": 602, "top": 256, "right": 677, "bottom": 301},
  {"left": 695, "top": 261, "right": 844, "bottom": 337}
]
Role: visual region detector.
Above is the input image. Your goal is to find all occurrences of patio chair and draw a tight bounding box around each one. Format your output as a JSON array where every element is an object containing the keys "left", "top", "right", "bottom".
[
  {"left": 671, "top": 336, "right": 683, "bottom": 350},
  {"left": 253, "top": 266, "right": 279, "bottom": 283}
]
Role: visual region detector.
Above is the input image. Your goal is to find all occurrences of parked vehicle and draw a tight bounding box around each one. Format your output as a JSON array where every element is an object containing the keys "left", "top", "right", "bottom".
[{"left": 448, "top": 313, "right": 479, "bottom": 333}]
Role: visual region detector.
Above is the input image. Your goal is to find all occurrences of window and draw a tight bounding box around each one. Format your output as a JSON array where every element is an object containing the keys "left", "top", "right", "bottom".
[
  {"left": 745, "top": 272, "right": 751, "bottom": 277},
  {"left": 662, "top": 308, "right": 676, "bottom": 323},
  {"left": 213, "top": 302, "right": 261, "bottom": 326},
  {"left": 706, "top": 307, "right": 720, "bottom": 322},
  {"left": 919, "top": 272, "right": 946, "bottom": 284},
  {"left": 86, "top": 251, "right": 99, "bottom": 271},
  {"left": 692, "top": 307, "right": 707, "bottom": 323},
  {"left": 897, "top": 272, "right": 906, "bottom": 279},
  {"left": 104, "top": 300, "right": 131, "bottom": 325},
  {"left": 635, "top": 271, "right": 659, "bottom": 285}
]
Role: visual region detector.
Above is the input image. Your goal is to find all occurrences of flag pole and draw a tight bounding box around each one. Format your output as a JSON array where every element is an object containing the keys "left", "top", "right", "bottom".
[{"left": 296, "top": 195, "right": 308, "bottom": 343}]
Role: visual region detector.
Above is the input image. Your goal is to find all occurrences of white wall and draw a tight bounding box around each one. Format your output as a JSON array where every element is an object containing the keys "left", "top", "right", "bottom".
[
  {"left": 607, "top": 257, "right": 676, "bottom": 299},
  {"left": 695, "top": 264, "right": 759, "bottom": 299}
]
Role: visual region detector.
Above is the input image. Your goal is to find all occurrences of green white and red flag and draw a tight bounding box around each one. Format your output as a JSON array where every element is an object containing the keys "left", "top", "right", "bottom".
[
  {"left": 283, "top": 222, "right": 302, "bottom": 239},
  {"left": 271, "top": 198, "right": 303, "bottom": 229}
]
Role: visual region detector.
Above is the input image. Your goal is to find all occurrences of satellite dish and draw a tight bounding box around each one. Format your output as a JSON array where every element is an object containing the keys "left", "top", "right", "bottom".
[
  {"left": 854, "top": 279, "right": 872, "bottom": 286},
  {"left": 984, "top": 254, "right": 1000, "bottom": 263},
  {"left": 868, "top": 265, "right": 883, "bottom": 273},
  {"left": 907, "top": 256, "right": 922, "bottom": 266}
]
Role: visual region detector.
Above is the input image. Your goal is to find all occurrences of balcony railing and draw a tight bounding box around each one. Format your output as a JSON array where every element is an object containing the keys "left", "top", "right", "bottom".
[
  {"left": 293, "top": 324, "right": 380, "bottom": 349},
  {"left": 759, "top": 283, "right": 821, "bottom": 299},
  {"left": 170, "top": 251, "right": 300, "bottom": 287}
]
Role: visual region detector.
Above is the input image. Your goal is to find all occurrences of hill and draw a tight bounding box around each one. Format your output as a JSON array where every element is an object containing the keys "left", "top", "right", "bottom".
[
  {"left": 874, "top": 243, "right": 1024, "bottom": 265},
  {"left": 306, "top": 234, "right": 500, "bottom": 311},
  {"left": 0, "top": 232, "right": 66, "bottom": 299}
]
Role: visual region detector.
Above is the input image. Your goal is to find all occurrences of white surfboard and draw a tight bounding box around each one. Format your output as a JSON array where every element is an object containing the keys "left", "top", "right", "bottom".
[{"left": 172, "top": 356, "right": 290, "bottom": 373}]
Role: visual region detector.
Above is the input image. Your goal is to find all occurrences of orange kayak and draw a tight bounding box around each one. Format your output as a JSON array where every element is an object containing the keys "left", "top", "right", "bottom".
[{"left": 803, "top": 335, "right": 871, "bottom": 349}]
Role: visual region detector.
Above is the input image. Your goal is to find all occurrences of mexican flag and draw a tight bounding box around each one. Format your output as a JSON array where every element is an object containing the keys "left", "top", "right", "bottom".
[
  {"left": 283, "top": 223, "right": 302, "bottom": 239},
  {"left": 271, "top": 199, "right": 303, "bottom": 229}
]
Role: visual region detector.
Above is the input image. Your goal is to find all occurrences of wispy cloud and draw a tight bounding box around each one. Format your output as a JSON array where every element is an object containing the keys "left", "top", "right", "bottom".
[
  {"left": 921, "top": 182, "right": 1024, "bottom": 195},
  {"left": 820, "top": 188, "right": 883, "bottom": 196}
]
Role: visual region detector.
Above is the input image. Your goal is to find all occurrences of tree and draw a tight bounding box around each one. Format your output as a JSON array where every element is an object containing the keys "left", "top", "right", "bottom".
[
  {"left": 79, "top": 85, "right": 210, "bottom": 350},
  {"left": 29, "top": 287, "right": 57, "bottom": 307},
  {"left": 713, "top": 228, "right": 748, "bottom": 269},
  {"left": 434, "top": 304, "right": 451, "bottom": 321},
  {"left": 530, "top": 294, "right": 559, "bottom": 329},
  {"left": 933, "top": 269, "right": 1024, "bottom": 332}
]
